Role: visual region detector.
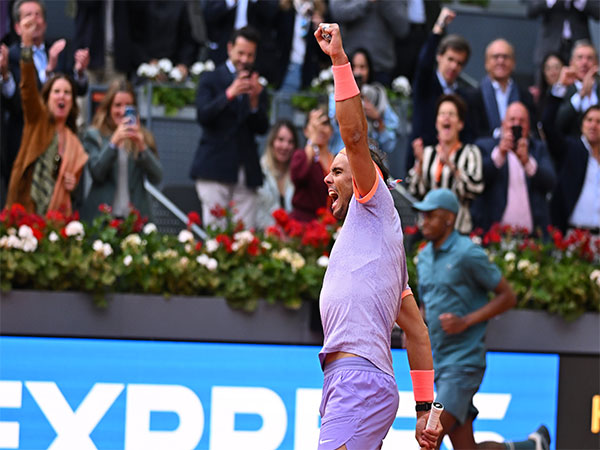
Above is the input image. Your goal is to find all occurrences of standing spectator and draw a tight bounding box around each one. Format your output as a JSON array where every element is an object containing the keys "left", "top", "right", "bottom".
[
  {"left": 472, "top": 102, "right": 556, "bottom": 234},
  {"left": 190, "top": 26, "right": 269, "bottom": 230},
  {"left": 413, "top": 188, "right": 550, "bottom": 450},
  {"left": 290, "top": 108, "right": 333, "bottom": 222},
  {"left": 5, "top": 15, "right": 88, "bottom": 215},
  {"left": 256, "top": 119, "right": 297, "bottom": 229},
  {"left": 530, "top": 52, "right": 565, "bottom": 124},
  {"left": 407, "top": 7, "right": 476, "bottom": 171},
  {"left": 543, "top": 66, "right": 600, "bottom": 233},
  {"left": 329, "top": 0, "right": 409, "bottom": 86},
  {"left": 329, "top": 47, "right": 400, "bottom": 154},
  {"left": 74, "top": 0, "right": 132, "bottom": 83},
  {"left": 527, "top": 0, "right": 599, "bottom": 82},
  {"left": 476, "top": 38, "right": 535, "bottom": 139},
  {"left": 1, "top": 0, "right": 89, "bottom": 207},
  {"left": 80, "top": 79, "right": 163, "bottom": 222},
  {"left": 555, "top": 40, "right": 599, "bottom": 136},
  {"left": 407, "top": 94, "right": 484, "bottom": 234}
]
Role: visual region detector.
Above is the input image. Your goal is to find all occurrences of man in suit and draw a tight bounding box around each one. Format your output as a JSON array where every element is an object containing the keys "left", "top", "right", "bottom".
[
  {"left": 555, "top": 40, "right": 599, "bottom": 136},
  {"left": 543, "top": 65, "right": 600, "bottom": 233},
  {"left": 190, "top": 26, "right": 269, "bottom": 230},
  {"left": 472, "top": 102, "right": 556, "bottom": 234},
  {"left": 476, "top": 38, "right": 535, "bottom": 139},
  {"left": 527, "top": 0, "right": 599, "bottom": 81},
  {"left": 407, "top": 7, "right": 475, "bottom": 171},
  {"left": 0, "top": 0, "right": 89, "bottom": 207}
]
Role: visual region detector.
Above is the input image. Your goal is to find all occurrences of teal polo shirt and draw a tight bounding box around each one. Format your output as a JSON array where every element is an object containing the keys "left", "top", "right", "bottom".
[{"left": 417, "top": 231, "right": 501, "bottom": 370}]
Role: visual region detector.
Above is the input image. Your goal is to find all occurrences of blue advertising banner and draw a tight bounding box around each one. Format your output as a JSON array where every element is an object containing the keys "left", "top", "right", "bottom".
[{"left": 0, "top": 337, "right": 558, "bottom": 449}]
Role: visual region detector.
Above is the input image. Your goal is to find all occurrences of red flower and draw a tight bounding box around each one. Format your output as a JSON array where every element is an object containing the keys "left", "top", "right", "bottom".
[
  {"left": 210, "top": 204, "right": 227, "bottom": 218},
  {"left": 302, "top": 221, "right": 330, "bottom": 248},
  {"left": 98, "top": 204, "right": 112, "bottom": 214},
  {"left": 284, "top": 219, "right": 304, "bottom": 238},
  {"left": 272, "top": 209, "right": 290, "bottom": 227},
  {"left": 247, "top": 238, "right": 260, "bottom": 256},
  {"left": 32, "top": 227, "right": 43, "bottom": 241},
  {"left": 195, "top": 241, "right": 203, "bottom": 251},
  {"left": 404, "top": 225, "right": 419, "bottom": 235},
  {"left": 109, "top": 219, "right": 122, "bottom": 229},
  {"left": 216, "top": 234, "right": 233, "bottom": 253},
  {"left": 265, "top": 225, "right": 282, "bottom": 239},
  {"left": 46, "top": 210, "right": 66, "bottom": 224},
  {"left": 187, "top": 211, "right": 201, "bottom": 227}
]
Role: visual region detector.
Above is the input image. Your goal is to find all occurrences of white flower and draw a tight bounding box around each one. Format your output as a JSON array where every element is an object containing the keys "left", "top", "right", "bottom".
[
  {"left": 48, "top": 231, "right": 59, "bottom": 242},
  {"left": 206, "top": 258, "right": 218, "bottom": 271},
  {"left": 471, "top": 235, "right": 482, "bottom": 245},
  {"left": 185, "top": 243, "right": 193, "bottom": 253},
  {"left": 122, "top": 233, "right": 142, "bottom": 249},
  {"left": 504, "top": 252, "right": 516, "bottom": 262},
  {"left": 204, "top": 60, "right": 215, "bottom": 71},
  {"left": 590, "top": 269, "right": 600, "bottom": 287},
  {"left": 319, "top": 68, "right": 333, "bottom": 82},
  {"left": 317, "top": 255, "right": 329, "bottom": 267},
  {"left": 392, "top": 76, "right": 411, "bottom": 96},
  {"left": 205, "top": 239, "right": 219, "bottom": 253},
  {"left": 137, "top": 63, "right": 152, "bottom": 77},
  {"left": 231, "top": 241, "right": 241, "bottom": 252},
  {"left": 18, "top": 225, "right": 34, "bottom": 240},
  {"left": 158, "top": 58, "right": 173, "bottom": 73},
  {"left": 517, "top": 259, "right": 531, "bottom": 272},
  {"left": 0, "top": 236, "right": 8, "bottom": 248},
  {"left": 179, "top": 256, "right": 189, "bottom": 268},
  {"left": 143, "top": 223, "right": 157, "bottom": 234},
  {"left": 21, "top": 237, "right": 37, "bottom": 252},
  {"left": 234, "top": 230, "right": 254, "bottom": 245},
  {"left": 178, "top": 229, "right": 194, "bottom": 243},
  {"left": 311, "top": 78, "right": 320, "bottom": 88},
  {"left": 65, "top": 221, "right": 85, "bottom": 240},
  {"left": 261, "top": 241, "right": 272, "bottom": 250},
  {"left": 196, "top": 254, "right": 209, "bottom": 265},
  {"left": 169, "top": 67, "right": 184, "bottom": 82},
  {"left": 190, "top": 61, "right": 205, "bottom": 76},
  {"left": 6, "top": 235, "right": 21, "bottom": 249},
  {"left": 123, "top": 255, "right": 133, "bottom": 266},
  {"left": 103, "top": 243, "right": 113, "bottom": 257},
  {"left": 145, "top": 64, "right": 160, "bottom": 78},
  {"left": 7, "top": 228, "right": 16, "bottom": 236},
  {"left": 93, "top": 240, "right": 104, "bottom": 252}
]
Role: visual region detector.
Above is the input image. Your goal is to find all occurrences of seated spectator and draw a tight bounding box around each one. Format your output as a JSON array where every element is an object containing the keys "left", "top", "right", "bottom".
[
  {"left": 530, "top": 52, "right": 565, "bottom": 124},
  {"left": 80, "top": 79, "right": 163, "bottom": 222},
  {"left": 407, "top": 6, "right": 476, "bottom": 171},
  {"left": 543, "top": 66, "right": 600, "bottom": 234},
  {"left": 407, "top": 94, "right": 483, "bottom": 234},
  {"left": 290, "top": 108, "right": 333, "bottom": 222},
  {"left": 472, "top": 102, "right": 556, "bottom": 235},
  {"left": 329, "top": 47, "right": 399, "bottom": 154},
  {"left": 475, "top": 38, "right": 535, "bottom": 139},
  {"left": 256, "top": 119, "right": 298, "bottom": 229},
  {"left": 555, "top": 40, "right": 599, "bottom": 136},
  {"left": 329, "top": 0, "right": 409, "bottom": 86},
  {"left": 5, "top": 18, "right": 88, "bottom": 216}
]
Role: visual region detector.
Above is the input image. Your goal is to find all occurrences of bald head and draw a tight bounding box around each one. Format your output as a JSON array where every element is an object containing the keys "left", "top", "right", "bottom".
[
  {"left": 485, "top": 39, "right": 515, "bottom": 85},
  {"left": 503, "top": 102, "right": 530, "bottom": 139}
]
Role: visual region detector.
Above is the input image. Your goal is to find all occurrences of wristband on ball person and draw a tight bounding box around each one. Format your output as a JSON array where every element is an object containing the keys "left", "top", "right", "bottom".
[{"left": 332, "top": 62, "right": 360, "bottom": 102}]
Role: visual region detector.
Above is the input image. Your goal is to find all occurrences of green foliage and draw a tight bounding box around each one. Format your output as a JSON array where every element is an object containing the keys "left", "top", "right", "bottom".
[{"left": 151, "top": 84, "right": 196, "bottom": 116}]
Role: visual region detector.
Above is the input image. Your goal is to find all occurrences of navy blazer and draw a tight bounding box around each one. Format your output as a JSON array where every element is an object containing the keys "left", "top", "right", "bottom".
[
  {"left": 475, "top": 75, "right": 535, "bottom": 138},
  {"left": 471, "top": 136, "right": 556, "bottom": 234},
  {"left": 555, "top": 83, "right": 600, "bottom": 137},
  {"left": 189, "top": 63, "right": 269, "bottom": 188},
  {"left": 542, "top": 93, "right": 590, "bottom": 232},
  {"left": 407, "top": 32, "right": 477, "bottom": 170}
]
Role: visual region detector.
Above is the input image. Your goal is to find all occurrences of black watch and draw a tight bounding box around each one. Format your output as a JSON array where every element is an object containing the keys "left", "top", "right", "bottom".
[
  {"left": 21, "top": 46, "right": 33, "bottom": 62},
  {"left": 415, "top": 402, "right": 433, "bottom": 412}
]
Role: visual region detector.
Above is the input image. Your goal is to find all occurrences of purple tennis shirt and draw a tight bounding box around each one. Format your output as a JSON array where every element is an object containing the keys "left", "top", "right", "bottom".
[{"left": 319, "top": 172, "right": 411, "bottom": 377}]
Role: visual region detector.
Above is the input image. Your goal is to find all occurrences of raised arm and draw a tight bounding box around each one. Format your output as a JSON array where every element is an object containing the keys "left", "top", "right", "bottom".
[{"left": 314, "top": 23, "right": 375, "bottom": 197}]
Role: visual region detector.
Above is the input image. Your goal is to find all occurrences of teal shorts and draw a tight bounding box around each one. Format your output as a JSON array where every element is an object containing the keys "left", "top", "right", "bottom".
[{"left": 434, "top": 366, "right": 485, "bottom": 425}]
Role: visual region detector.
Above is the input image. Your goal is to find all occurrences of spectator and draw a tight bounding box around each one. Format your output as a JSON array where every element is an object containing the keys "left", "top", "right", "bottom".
[
  {"left": 543, "top": 66, "right": 600, "bottom": 234},
  {"left": 202, "top": 0, "right": 278, "bottom": 67},
  {"left": 290, "top": 108, "right": 333, "bottom": 222},
  {"left": 128, "top": 1, "right": 198, "bottom": 82},
  {"left": 407, "top": 94, "right": 484, "bottom": 234},
  {"left": 407, "top": 7, "right": 476, "bottom": 171},
  {"left": 190, "top": 26, "right": 269, "bottom": 230},
  {"left": 1, "top": 0, "right": 89, "bottom": 207},
  {"left": 5, "top": 15, "right": 88, "bottom": 216},
  {"left": 413, "top": 188, "right": 550, "bottom": 450},
  {"left": 476, "top": 38, "right": 535, "bottom": 139},
  {"left": 527, "top": 0, "right": 599, "bottom": 81},
  {"left": 268, "top": 0, "right": 328, "bottom": 92},
  {"left": 329, "top": 47, "right": 399, "bottom": 154},
  {"left": 80, "top": 79, "right": 163, "bottom": 223},
  {"left": 329, "top": 0, "right": 409, "bottom": 86},
  {"left": 472, "top": 102, "right": 556, "bottom": 234},
  {"left": 555, "top": 40, "right": 599, "bottom": 136},
  {"left": 530, "top": 52, "right": 565, "bottom": 124},
  {"left": 256, "top": 119, "right": 297, "bottom": 229},
  {"left": 74, "top": 0, "right": 132, "bottom": 83}
]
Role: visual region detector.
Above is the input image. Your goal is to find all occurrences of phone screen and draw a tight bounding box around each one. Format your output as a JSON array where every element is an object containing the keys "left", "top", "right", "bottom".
[{"left": 124, "top": 106, "right": 137, "bottom": 126}]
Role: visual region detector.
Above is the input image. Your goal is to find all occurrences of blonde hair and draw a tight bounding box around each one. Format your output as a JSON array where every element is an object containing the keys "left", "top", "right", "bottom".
[{"left": 262, "top": 120, "right": 298, "bottom": 180}]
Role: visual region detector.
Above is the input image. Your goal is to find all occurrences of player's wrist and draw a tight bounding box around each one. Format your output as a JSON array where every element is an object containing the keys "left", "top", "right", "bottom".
[{"left": 415, "top": 401, "right": 433, "bottom": 412}]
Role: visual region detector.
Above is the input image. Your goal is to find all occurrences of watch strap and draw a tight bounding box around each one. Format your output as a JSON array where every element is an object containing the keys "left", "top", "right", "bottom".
[{"left": 415, "top": 402, "right": 433, "bottom": 412}]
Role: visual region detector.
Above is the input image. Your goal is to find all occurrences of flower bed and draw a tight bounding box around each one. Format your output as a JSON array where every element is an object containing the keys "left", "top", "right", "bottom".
[{"left": 1, "top": 203, "right": 598, "bottom": 319}]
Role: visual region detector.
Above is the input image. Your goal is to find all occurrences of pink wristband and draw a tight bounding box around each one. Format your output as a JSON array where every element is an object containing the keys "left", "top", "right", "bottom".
[
  {"left": 332, "top": 62, "right": 360, "bottom": 102},
  {"left": 410, "top": 369, "right": 434, "bottom": 402}
]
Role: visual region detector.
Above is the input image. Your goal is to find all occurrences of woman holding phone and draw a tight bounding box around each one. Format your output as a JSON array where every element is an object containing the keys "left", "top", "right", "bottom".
[{"left": 81, "top": 79, "right": 163, "bottom": 222}]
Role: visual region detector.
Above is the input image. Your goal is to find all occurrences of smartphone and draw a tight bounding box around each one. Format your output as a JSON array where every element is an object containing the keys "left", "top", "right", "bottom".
[
  {"left": 511, "top": 125, "right": 522, "bottom": 146},
  {"left": 124, "top": 105, "right": 137, "bottom": 126}
]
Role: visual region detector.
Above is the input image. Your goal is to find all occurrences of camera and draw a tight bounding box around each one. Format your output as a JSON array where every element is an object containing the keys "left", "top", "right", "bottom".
[
  {"left": 511, "top": 125, "right": 522, "bottom": 148},
  {"left": 123, "top": 105, "right": 137, "bottom": 126}
]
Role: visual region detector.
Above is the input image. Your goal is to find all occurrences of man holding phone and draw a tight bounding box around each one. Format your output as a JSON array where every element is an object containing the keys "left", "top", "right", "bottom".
[{"left": 471, "top": 102, "right": 556, "bottom": 234}]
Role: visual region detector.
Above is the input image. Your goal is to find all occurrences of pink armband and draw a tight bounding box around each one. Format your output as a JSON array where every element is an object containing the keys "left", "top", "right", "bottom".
[
  {"left": 410, "top": 370, "right": 434, "bottom": 402},
  {"left": 332, "top": 62, "right": 360, "bottom": 102}
]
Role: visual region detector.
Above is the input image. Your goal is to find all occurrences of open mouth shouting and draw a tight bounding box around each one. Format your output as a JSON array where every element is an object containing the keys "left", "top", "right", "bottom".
[{"left": 328, "top": 188, "right": 339, "bottom": 211}]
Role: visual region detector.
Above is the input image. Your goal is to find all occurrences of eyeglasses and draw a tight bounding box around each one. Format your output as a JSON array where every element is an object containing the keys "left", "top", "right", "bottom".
[
  {"left": 52, "top": 153, "right": 62, "bottom": 179},
  {"left": 490, "top": 53, "right": 512, "bottom": 61}
]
